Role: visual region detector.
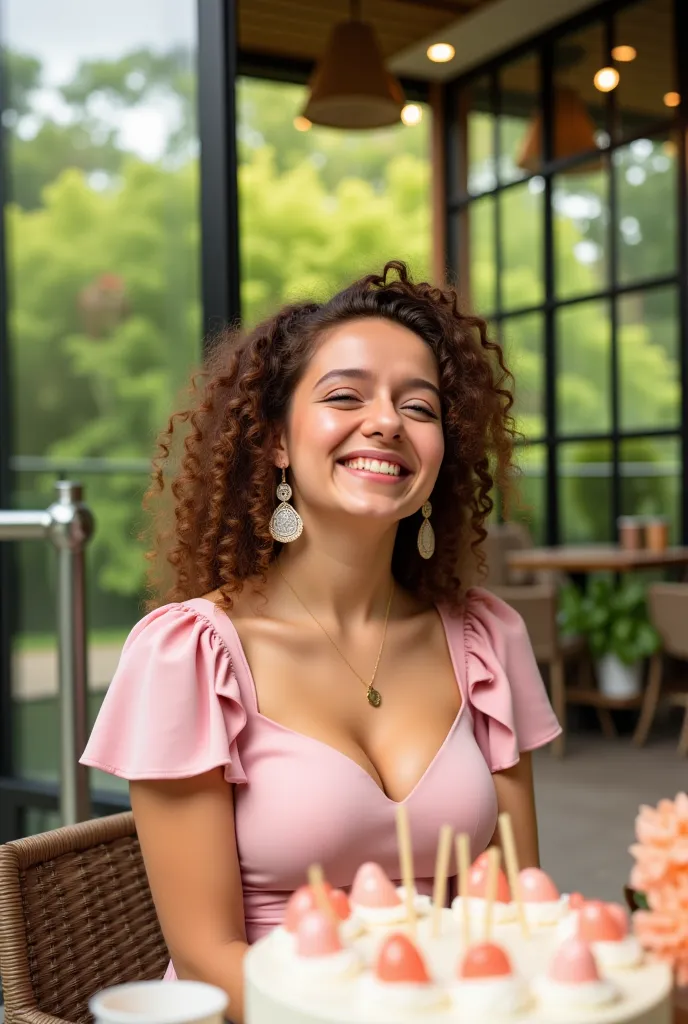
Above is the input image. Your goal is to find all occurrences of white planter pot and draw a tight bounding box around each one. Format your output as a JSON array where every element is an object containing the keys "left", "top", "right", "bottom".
[{"left": 597, "top": 654, "right": 643, "bottom": 699}]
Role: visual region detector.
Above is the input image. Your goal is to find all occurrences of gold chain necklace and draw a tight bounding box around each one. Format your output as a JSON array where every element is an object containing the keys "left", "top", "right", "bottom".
[{"left": 276, "top": 565, "right": 394, "bottom": 708}]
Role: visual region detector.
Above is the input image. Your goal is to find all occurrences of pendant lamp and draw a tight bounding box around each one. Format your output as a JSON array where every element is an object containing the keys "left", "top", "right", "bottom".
[
  {"left": 301, "top": 1, "right": 405, "bottom": 130},
  {"left": 516, "top": 88, "right": 599, "bottom": 173}
]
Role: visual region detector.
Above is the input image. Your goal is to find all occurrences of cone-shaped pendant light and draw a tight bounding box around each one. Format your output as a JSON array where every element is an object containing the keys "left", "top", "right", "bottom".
[
  {"left": 516, "top": 87, "right": 599, "bottom": 173},
  {"left": 301, "top": 1, "right": 405, "bottom": 130}
]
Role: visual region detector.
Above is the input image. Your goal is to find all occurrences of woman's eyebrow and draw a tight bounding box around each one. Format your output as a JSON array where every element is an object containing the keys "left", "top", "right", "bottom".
[{"left": 314, "top": 368, "right": 440, "bottom": 399}]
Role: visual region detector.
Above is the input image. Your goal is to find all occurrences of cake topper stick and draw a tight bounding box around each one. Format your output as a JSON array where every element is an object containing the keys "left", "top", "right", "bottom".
[
  {"left": 456, "top": 832, "right": 471, "bottom": 948},
  {"left": 484, "top": 846, "right": 501, "bottom": 941},
  {"left": 395, "top": 805, "right": 417, "bottom": 937},
  {"left": 498, "top": 811, "right": 530, "bottom": 938},
  {"left": 432, "top": 824, "right": 453, "bottom": 938},
  {"left": 307, "top": 863, "right": 336, "bottom": 923}
]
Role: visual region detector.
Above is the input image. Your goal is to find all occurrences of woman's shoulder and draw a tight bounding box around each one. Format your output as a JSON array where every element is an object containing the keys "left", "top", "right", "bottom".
[{"left": 80, "top": 593, "right": 249, "bottom": 784}]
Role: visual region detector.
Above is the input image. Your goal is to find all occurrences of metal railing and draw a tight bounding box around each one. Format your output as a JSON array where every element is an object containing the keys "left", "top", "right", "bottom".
[{"left": 0, "top": 481, "right": 94, "bottom": 825}]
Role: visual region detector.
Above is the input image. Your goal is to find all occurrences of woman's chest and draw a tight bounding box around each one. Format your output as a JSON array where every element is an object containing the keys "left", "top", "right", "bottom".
[
  {"left": 233, "top": 611, "right": 463, "bottom": 803},
  {"left": 233, "top": 710, "right": 498, "bottom": 892}
]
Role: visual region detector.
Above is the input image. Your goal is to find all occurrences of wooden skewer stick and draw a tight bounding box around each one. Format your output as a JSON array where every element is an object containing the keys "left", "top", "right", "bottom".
[
  {"left": 456, "top": 833, "right": 471, "bottom": 949},
  {"left": 498, "top": 811, "right": 530, "bottom": 938},
  {"left": 432, "top": 824, "right": 453, "bottom": 938},
  {"left": 307, "top": 864, "right": 336, "bottom": 923},
  {"left": 483, "top": 846, "right": 501, "bottom": 941},
  {"left": 395, "top": 805, "right": 417, "bottom": 938}
]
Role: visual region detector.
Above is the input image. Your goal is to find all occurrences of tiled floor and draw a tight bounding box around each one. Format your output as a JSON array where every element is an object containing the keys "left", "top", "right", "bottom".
[{"left": 534, "top": 726, "right": 686, "bottom": 901}]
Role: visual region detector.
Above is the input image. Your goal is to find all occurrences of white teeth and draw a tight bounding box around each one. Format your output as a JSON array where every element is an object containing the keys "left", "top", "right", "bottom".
[{"left": 342, "top": 458, "right": 402, "bottom": 477}]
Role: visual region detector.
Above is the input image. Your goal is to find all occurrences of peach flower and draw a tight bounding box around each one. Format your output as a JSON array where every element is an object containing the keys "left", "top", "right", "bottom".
[{"left": 629, "top": 793, "right": 688, "bottom": 985}]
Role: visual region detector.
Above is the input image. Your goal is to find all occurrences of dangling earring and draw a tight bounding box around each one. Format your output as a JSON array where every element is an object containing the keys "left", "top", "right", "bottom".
[
  {"left": 417, "top": 501, "right": 435, "bottom": 560},
  {"left": 269, "top": 468, "right": 303, "bottom": 543}
]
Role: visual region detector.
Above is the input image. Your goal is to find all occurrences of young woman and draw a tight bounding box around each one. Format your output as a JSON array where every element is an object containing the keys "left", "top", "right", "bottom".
[{"left": 81, "top": 262, "right": 561, "bottom": 1023}]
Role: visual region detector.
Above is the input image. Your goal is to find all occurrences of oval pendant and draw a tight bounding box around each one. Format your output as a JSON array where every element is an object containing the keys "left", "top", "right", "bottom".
[{"left": 367, "top": 687, "right": 382, "bottom": 708}]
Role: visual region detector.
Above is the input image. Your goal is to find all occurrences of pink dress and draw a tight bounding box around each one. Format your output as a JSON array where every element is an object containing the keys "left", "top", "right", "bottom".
[{"left": 80, "top": 587, "right": 561, "bottom": 978}]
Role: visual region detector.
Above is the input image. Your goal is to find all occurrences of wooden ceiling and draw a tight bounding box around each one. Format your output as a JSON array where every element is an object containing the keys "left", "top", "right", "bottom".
[{"left": 238, "top": 0, "right": 491, "bottom": 64}]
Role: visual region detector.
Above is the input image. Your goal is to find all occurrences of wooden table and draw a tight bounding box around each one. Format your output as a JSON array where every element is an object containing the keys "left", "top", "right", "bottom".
[{"left": 506, "top": 544, "right": 688, "bottom": 574}]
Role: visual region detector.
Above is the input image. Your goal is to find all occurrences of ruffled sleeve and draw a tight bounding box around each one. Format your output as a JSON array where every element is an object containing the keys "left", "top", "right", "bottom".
[
  {"left": 464, "top": 588, "right": 562, "bottom": 773},
  {"left": 80, "top": 603, "right": 247, "bottom": 784}
]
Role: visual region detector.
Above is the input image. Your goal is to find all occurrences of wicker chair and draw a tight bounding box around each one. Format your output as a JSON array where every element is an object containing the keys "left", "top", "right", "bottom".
[{"left": 0, "top": 812, "right": 169, "bottom": 1024}]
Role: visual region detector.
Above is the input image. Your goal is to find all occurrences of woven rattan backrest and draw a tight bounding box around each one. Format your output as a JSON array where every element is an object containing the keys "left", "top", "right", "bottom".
[{"left": 0, "top": 812, "right": 169, "bottom": 1024}]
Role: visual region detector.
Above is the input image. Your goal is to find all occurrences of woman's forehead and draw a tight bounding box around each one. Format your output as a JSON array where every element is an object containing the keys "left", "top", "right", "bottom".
[{"left": 305, "top": 318, "right": 440, "bottom": 381}]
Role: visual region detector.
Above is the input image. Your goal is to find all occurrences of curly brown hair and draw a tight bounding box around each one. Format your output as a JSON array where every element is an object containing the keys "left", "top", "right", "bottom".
[{"left": 144, "top": 261, "right": 516, "bottom": 611}]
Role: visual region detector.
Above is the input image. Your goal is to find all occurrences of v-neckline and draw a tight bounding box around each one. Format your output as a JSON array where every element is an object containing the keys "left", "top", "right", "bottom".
[{"left": 187, "top": 598, "right": 468, "bottom": 807}]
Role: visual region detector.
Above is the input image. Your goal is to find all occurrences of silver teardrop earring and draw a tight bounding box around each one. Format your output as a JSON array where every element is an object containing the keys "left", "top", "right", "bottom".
[
  {"left": 417, "top": 501, "right": 435, "bottom": 560},
  {"left": 269, "top": 468, "right": 303, "bottom": 543}
]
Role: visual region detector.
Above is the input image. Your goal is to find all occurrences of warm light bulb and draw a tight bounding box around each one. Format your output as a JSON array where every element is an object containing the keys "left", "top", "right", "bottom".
[
  {"left": 293, "top": 115, "right": 312, "bottom": 132},
  {"left": 664, "top": 91, "right": 681, "bottom": 108},
  {"left": 611, "top": 45, "right": 636, "bottom": 61},
  {"left": 427, "top": 42, "right": 455, "bottom": 63},
  {"left": 401, "top": 103, "right": 423, "bottom": 126},
  {"left": 594, "top": 67, "right": 620, "bottom": 92}
]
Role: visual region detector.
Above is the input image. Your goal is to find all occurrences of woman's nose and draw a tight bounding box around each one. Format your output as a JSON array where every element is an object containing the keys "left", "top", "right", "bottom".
[{"left": 361, "top": 399, "right": 404, "bottom": 441}]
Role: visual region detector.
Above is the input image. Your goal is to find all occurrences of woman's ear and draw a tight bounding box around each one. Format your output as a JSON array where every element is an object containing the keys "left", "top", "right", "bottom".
[{"left": 272, "top": 429, "right": 289, "bottom": 470}]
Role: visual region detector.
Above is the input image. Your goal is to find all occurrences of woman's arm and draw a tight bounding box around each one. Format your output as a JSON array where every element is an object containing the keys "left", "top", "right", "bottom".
[
  {"left": 490, "top": 751, "right": 540, "bottom": 867},
  {"left": 130, "top": 770, "right": 248, "bottom": 1024}
]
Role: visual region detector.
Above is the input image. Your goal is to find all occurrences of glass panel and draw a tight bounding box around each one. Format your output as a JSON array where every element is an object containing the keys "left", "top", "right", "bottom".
[
  {"left": 553, "top": 22, "right": 608, "bottom": 164},
  {"left": 500, "top": 183, "right": 544, "bottom": 311},
  {"left": 455, "top": 198, "right": 496, "bottom": 316},
  {"left": 464, "top": 75, "right": 497, "bottom": 196},
  {"left": 553, "top": 159, "right": 609, "bottom": 300},
  {"left": 237, "top": 77, "right": 432, "bottom": 326},
  {"left": 615, "top": 135, "right": 677, "bottom": 285},
  {"left": 499, "top": 51, "right": 541, "bottom": 183},
  {"left": 619, "top": 437, "right": 680, "bottom": 542},
  {"left": 501, "top": 312, "right": 545, "bottom": 439},
  {"left": 514, "top": 443, "right": 547, "bottom": 544},
  {"left": 556, "top": 300, "right": 612, "bottom": 436},
  {"left": 559, "top": 440, "right": 613, "bottom": 543},
  {"left": 4, "top": 0, "right": 199, "bottom": 806},
  {"left": 618, "top": 286, "right": 680, "bottom": 432},
  {"left": 12, "top": 470, "right": 142, "bottom": 795},
  {"left": 614, "top": 0, "right": 677, "bottom": 140}
]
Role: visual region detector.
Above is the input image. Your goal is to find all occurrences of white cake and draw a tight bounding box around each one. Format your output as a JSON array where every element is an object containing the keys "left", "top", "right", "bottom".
[{"left": 244, "top": 865, "right": 673, "bottom": 1024}]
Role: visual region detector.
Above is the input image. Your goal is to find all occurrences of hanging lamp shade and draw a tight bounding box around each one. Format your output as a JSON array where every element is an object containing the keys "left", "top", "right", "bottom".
[
  {"left": 516, "top": 87, "right": 599, "bottom": 173},
  {"left": 301, "top": 18, "right": 405, "bottom": 130}
]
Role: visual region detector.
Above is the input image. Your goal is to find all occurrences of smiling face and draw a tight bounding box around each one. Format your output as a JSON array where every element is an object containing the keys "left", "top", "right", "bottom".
[{"left": 280, "top": 317, "right": 445, "bottom": 526}]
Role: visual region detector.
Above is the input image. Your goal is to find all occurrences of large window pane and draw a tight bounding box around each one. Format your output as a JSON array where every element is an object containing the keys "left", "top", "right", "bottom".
[
  {"left": 556, "top": 300, "right": 612, "bottom": 436},
  {"left": 464, "top": 75, "right": 497, "bottom": 196},
  {"left": 559, "top": 440, "right": 613, "bottom": 543},
  {"left": 501, "top": 312, "right": 545, "bottom": 439},
  {"left": 5, "top": 0, "right": 200, "bottom": 791},
  {"left": 615, "top": 135, "right": 677, "bottom": 285},
  {"left": 238, "top": 78, "right": 431, "bottom": 326},
  {"left": 514, "top": 443, "right": 547, "bottom": 544},
  {"left": 614, "top": 0, "right": 677, "bottom": 140},
  {"left": 453, "top": 198, "right": 496, "bottom": 317},
  {"left": 618, "top": 287, "right": 680, "bottom": 432},
  {"left": 619, "top": 437, "right": 680, "bottom": 542},
  {"left": 500, "top": 183, "right": 544, "bottom": 311},
  {"left": 553, "top": 22, "right": 608, "bottom": 164},
  {"left": 499, "top": 51, "right": 541, "bottom": 183},
  {"left": 553, "top": 160, "right": 609, "bottom": 300}
]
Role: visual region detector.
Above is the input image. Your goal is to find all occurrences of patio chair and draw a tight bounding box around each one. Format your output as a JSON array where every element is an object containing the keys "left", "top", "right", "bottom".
[
  {"left": 488, "top": 582, "right": 589, "bottom": 758},
  {"left": 0, "top": 812, "right": 168, "bottom": 1024},
  {"left": 633, "top": 583, "right": 688, "bottom": 756}
]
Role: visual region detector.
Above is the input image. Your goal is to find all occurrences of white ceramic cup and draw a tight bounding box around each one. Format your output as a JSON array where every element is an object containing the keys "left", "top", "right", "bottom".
[{"left": 90, "top": 980, "right": 228, "bottom": 1024}]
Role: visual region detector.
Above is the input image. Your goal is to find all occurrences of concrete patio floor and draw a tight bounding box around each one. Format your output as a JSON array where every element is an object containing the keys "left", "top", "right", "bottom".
[{"left": 534, "top": 723, "right": 687, "bottom": 901}]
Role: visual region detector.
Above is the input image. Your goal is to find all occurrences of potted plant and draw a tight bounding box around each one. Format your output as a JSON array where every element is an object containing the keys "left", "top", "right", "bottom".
[{"left": 558, "top": 575, "right": 660, "bottom": 699}]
